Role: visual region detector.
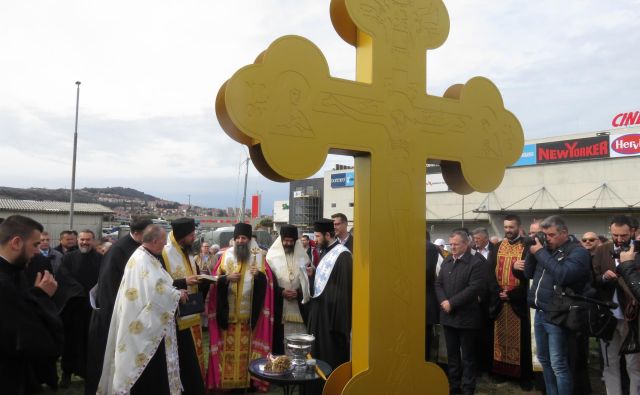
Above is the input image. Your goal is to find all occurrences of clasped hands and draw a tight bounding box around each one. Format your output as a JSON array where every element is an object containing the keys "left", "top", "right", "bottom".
[{"left": 283, "top": 289, "right": 298, "bottom": 301}]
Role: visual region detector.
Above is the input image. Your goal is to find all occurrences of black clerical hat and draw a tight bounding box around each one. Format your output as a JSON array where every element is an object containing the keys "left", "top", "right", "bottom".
[
  {"left": 314, "top": 219, "right": 334, "bottom": 234},
  {"left": 171, "top": 218, "right": 196, "bottom": 240},
  {"left": 234, "top": 223, "right": 252, "bottom": 239},
  {"left": 280, "top": 224, "right": 298, "bottom": 240}
]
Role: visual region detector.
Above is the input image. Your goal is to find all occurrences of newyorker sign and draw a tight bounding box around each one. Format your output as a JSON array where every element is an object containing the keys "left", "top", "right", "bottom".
[{"left": 537, "top": 136, "right": 610, "bottom": 164}]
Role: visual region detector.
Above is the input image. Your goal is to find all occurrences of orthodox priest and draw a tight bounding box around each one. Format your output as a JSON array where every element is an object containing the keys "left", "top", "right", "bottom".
[
  {"left": 162, "top": 218, "right": 206, "bottom": 395},
  {"left": 266, "top": 225, "right": 311, "bottom": 354},
  {"left": 492, "top": 214, "right": 533, "bottom": 389},
  {"left": 206, "top": 223, "right": 274, "bottom": 392},
  {"left": 307, "top": 219, "right": 353, "bottom": 370},
  {"left": 85, "top": 217, "right": 152, "bottom": 395},
  {"left": 98, "top": 224, "right": 185, "bottom": 395},
  {"left": 54, "top": 229, "right": 101, "bottom": 388},
  {"left": 0, "top": 215, "right": 62, "bottom": 395}
]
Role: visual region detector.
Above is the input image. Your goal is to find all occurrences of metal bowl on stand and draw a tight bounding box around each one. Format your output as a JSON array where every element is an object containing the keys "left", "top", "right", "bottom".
[{"left": 284, "top": 333, "right": 315, "bottom": 372}]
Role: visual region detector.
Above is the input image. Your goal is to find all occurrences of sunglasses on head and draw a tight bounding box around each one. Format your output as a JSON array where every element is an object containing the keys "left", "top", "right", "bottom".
[{"left": 582, "top": 238, "right": 597, "bottom": 242}]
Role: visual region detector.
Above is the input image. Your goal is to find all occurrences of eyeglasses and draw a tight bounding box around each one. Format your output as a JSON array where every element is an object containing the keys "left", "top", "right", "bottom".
[{"left": 582, "top": 238, "right": 597, "bottom": 242}]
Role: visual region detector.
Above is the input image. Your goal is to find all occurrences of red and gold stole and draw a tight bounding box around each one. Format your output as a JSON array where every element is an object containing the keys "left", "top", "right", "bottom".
[{"left": 493, "top": 239, "right": 525, "bottom": 377}]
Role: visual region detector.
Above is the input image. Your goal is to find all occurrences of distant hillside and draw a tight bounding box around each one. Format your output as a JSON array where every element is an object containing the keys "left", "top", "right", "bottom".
[
  {"left": 0, "top": 186, "right": 167, "bottom": 207},
  {"left": 82, "top": 187, "right": 159, "bottom": 201}
]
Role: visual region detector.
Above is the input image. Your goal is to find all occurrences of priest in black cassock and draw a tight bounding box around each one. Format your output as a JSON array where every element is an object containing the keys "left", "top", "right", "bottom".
[
  {"left": 24, "top": 249, "right": 58, "bottom": 391},
  {"left": 0, "top": 215, "right": 63, "bottom": 395},
  {"left": 85, "top": 217, "right": 152, "bottom": 395},
  {"left": 54, "top": 229, "right": 101, "bottom": 388},
  {"left": 307, "top": 219, "right": 353, "bottom": 370}
]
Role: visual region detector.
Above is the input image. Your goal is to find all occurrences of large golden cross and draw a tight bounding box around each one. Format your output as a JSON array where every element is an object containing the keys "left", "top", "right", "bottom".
[{"left": 216, "top": 1, "right": 523, "bottom": 393}]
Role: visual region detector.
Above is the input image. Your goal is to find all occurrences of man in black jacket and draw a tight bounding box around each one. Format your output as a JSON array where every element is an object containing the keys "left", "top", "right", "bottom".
[
  {"left": 0, "top": 215, "right": 62, "bottom": 395},
  {"left": 435, "top": 230, "right": 484, "bottom": 395},
  {"left": 85, "top": 217, "right": 152, "bottom": 395},
  {"left": 54, "top": 230, "right": 78, "bottom": 255}
]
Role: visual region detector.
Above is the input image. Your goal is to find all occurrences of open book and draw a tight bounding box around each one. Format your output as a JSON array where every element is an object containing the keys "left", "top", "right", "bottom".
[{"left": 197, "top": 274, "right": 218, "bottom": 283}]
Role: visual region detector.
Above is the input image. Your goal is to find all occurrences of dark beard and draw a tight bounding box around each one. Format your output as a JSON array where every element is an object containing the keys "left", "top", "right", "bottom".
[
  {"left": 283, "top": 244, "right": 294, "bottom": 254},
  {"left": 14, "top": 248, "right": 30, "bottom": 269},
  {"left": 235, "top": 243, "right": 250, "bottom": 262},
  {"left": 505, "top": 231, "right": 518, "bottom": 241},
  {"left": 317, "top": 238, "right": 328, "bottom": 251}
]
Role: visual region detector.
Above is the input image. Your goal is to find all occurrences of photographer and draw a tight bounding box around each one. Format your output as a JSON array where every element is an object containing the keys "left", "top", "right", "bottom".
[
  {"left": 593, "top": 215, "right": 640, "bottom": 394},
  {"left": 524, "top": 215, "right": 591, "bottom": 395}
]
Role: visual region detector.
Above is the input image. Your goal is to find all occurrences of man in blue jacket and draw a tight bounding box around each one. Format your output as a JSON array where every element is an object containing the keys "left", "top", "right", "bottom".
[{"left": 523, "top": 215, "right": 591, "bottom": 395}]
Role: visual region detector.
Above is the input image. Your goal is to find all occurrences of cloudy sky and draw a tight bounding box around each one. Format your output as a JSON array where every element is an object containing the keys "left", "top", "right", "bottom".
[{"left": 2, "top": 0, "right": 639, "bottom": 212}]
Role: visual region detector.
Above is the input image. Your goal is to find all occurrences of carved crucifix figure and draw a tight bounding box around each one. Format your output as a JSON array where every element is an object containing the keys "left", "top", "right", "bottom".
[{"left": 216, "top": 0, "right": 523, "bottom": 393}]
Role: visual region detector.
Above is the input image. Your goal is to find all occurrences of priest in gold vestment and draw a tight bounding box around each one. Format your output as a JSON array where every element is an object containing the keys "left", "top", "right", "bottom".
[
  {"left": 492, "top": 214, "right": 533, "bottom": 389},
  {"left": 206, "top": 223, "right": 274, "bottom": 392},
  {"left": 162, "top": 218, "right": 206, "bottom": 395}
]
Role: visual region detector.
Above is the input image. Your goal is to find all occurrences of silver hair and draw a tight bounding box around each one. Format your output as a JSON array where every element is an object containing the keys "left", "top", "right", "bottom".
[
  {"left": 472, "top": 227, "right": 489, "bottom": 238},
  {"left": 142, "top": 224, "right": 165, "bottom": 243},
  {"left": 449, "top": 230, "right": 470, "bottom": 243}
]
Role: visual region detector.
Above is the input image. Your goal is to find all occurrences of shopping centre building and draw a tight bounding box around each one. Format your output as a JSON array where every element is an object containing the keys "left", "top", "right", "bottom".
[{"left": 315, "top": 123, "right": 640, "bottom": 240}]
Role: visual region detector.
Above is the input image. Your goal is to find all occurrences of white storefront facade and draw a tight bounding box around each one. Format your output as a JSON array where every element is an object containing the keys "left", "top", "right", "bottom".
[{"left": 322, "top": 125, "right": 640, "bottom": 240}]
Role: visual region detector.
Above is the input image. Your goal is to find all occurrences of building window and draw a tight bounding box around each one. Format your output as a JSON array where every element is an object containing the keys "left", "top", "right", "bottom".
[
  {"left": 349, "top": 202, "right": 354, "bottom": 207},
  {"left": 331, "top": 203, "right": 336, "bottom": 208}
]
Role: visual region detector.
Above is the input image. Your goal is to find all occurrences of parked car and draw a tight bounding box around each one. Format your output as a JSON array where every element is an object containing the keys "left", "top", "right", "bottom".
[{"left": 195, "top": 226, "right": 273, "bottom": 253}]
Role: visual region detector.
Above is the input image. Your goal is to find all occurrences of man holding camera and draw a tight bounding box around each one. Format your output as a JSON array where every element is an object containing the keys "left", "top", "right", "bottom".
[
  {"left": 592, "top": 215, "right": 640, "bottom": 394},
  {"left": 524, "top": 215, "right": 591, "bottom": 395}
]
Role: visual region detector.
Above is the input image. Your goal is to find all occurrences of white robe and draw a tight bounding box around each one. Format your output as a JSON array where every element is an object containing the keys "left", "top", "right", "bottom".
[
  {"left": 97, "top": 247, "right": 182, "bottom": 395},
  {"left": 266, "top": 237, "right": 311, "bottom": 335}
]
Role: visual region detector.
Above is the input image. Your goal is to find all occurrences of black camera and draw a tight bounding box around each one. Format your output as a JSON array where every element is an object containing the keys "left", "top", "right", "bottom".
[{"left": 523, "top": 231, "right": 547, "bottom": 248}]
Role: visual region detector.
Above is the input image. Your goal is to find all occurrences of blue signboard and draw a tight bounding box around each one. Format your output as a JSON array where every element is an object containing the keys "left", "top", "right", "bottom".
[
  {"left": 331, "top": 172, "right": 355, "bottom": 188},
  {"left": 511, "top": 144, "right": 536, "bottom": 167}
]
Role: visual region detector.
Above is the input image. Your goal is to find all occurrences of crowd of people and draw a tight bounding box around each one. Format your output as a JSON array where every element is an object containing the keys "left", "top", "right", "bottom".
[
  {"left": 5, "top": 209, "right": 640, "bottom": 395},
  {"left": 0, "top": 213, "right": 353, "bottom": 395},
  {"left": 427, "top": 213, "right": 640, "bottom": 395}
]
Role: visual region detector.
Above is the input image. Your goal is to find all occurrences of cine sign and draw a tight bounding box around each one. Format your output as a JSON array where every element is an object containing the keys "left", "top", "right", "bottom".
[
  {"left": 331, "top": 172, "right": 355, "bottom": 188},
  {"left": 612, "top": 111, "right": 640, "bottom": 128}
]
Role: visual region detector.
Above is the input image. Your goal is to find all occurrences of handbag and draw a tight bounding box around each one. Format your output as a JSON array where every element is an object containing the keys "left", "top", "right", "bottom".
[
  {"left": 547, "top": 286, "right": 617, "bottom": 340},
  {"left": 546, "top": 287, "right": 589, "bottom": 332},
  {"left": 620, "top": 320, "right": 640, "bottom": 354},
  {"left": 178, "top": 292, "right": 205, "bottom": 317},
  {"left": 587, "top": 303, "right": 617, "bottom": 341}
]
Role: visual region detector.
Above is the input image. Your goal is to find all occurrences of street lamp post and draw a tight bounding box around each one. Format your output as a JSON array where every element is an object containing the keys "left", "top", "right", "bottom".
[
  {"left": 69, "top": 81, "right": 81, "bottom": 230},
  {"left": 240, "top": 157, "right": 250, "bottom": 222}
]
